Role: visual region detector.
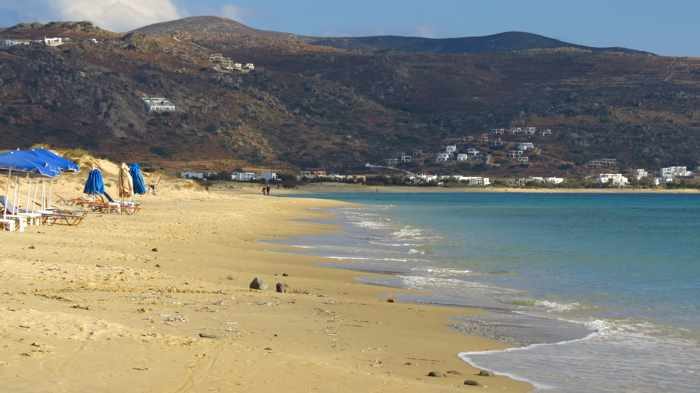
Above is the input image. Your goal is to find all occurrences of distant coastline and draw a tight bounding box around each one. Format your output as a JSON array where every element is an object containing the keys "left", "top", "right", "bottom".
[{"left": 282, "top": 182, "right": 700, "bottom": 194}]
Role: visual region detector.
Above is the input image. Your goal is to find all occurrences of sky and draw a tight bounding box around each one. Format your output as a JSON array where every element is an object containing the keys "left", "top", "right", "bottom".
[{"left": 0, "top": 0, "right": 698, "bottom": 56}]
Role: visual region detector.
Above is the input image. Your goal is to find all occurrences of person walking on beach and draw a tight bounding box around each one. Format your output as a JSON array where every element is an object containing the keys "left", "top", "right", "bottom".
[
  {"left": 266, "top": 185, "right": 271, "bottom": 196},
  {"left": 261, "top": 185, "right": 267, "bottom": 196}
]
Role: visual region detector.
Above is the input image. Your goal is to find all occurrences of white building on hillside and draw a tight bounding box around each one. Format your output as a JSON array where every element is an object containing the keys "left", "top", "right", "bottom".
[
  {"left": 43, "top": 37, "right": 64, "bottom": 47},
  {"left": 436, "top": 152, "right": 452, "bottom": 162},
  {"left": 142, "top": 96, "right": 177, "bottom": 113},
  {"left": 445, "top": 145, "right": 458, "bottom": 154},
  {"left": 517, "top": 142, "right": 535, "bottom": 151},
  {"left": 599, "top": 173, "right": 629, "bottom": 187},
  {"left": 0, "top": 39, "right": 31, "bottom": 49}
]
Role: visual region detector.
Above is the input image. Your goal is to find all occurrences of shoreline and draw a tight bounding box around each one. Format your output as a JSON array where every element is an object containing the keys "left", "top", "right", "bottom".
[{"left": 0, "top": 181, "right": 531, "bottom": 392}]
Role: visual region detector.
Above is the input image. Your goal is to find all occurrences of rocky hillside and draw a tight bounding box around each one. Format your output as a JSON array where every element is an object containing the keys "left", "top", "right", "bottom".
[{"left": 1, "top": 17, "right": 699, "bottom": 174}]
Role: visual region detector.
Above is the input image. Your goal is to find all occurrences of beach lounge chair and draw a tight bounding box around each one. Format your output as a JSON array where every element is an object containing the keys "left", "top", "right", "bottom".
[
  {"left": 0, "top": 218, "right": 17, "bottom": 232},
  {"left": 0, "top": 196, "right": 31, "bottom": 231},
  {"left": 39, "top": 209, "right": 87, "bottom": 226}
]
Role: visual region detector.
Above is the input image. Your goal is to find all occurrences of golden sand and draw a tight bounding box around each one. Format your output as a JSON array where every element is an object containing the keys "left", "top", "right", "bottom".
[{"left": 0, "top": 177, "right": 531, "bottom": 392}]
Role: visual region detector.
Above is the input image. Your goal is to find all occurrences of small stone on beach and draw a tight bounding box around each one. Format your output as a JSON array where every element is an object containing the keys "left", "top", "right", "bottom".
[
  {"left": 151, "top": 248, "right": 158, "bottom": 252},
  {"left": 478, "top": 370, "right": 493, "bottom": 377},
  {"left": 198, "top": 333, "right": 218, "bottom": 339},
  {"left": 464, "top": 379, "right": 480, "bottom": 386},
  {"left": 249, "top": 277, "right": 267, "bottom": 290},
  {"left": 387, "top": 298, "right": 395, "bottom": 303},
  {"left": 275, "top": 282, "right": 288, "bottom": 293},
  {"left": 427, "top": 371, "right": 444, "bottom": 378}
]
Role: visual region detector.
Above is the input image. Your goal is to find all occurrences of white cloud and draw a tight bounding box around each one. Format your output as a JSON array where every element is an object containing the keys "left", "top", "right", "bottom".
[
  {"left": 52, "top": 0, "right": 182, "bottom": 32},
  {"left": 220, "top": 4, "right": 245, "bottom": 22}
]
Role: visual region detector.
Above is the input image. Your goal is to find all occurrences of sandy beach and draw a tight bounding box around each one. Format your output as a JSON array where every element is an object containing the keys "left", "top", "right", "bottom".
[{"left": 0, "top": 176, "right": 530, "bottom": 392}]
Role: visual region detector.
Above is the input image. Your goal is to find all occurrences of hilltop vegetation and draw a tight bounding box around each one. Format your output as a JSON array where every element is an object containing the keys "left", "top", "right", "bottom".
[{"left": 1, "top": 17, "right": 699, "bottom": 174}]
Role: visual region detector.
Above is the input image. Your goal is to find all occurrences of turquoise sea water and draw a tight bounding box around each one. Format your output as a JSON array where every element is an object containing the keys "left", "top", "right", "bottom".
[{"left": 282, "top": 192, "right": 700, "bottom": 392}]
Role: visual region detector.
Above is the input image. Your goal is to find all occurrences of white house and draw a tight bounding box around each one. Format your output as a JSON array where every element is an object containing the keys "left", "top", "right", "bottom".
[
  {"left": 181, "top": 171, "right": 206, "bottom": 180},
  {"left": 545, "top": 177, "right": 565, "bottom": 185},
  {"left": 460, "top": 176, "right": 491, "bottom": 186},
  {"left": 660, "top": 166, "right": 692, "bottom": 180},
  {"left": 599, "top": 173, "right": 629, "bottom": 187},
  {"left": 456, "top": 154, "right": 470, "bottom": 162},
  {"left": 634, "top": 169, "right": 649, "bottom": 181},
  {"left": 517, "top": 142, "right": 535, "bottom": 151},
  {"left": 508, "top": 150, "right": 524, "bottom": 159},
  {"left": 259, "top": 172, "right": 278, "bottom": 182},
  {"left": 43, "top": 37, "right": 64, "bottom": 47},
  {"left": 142, "top": 96, "right": 177, "bottom": 113},
  {"left": 231, "top": 172, "right": 257, "bottom": 182},
  {"left": 445, "top": 145, "right": 458, "bottom": 154},
  {"left": 436, "top": 152, "right": 452, "bottom": 162},
  {"left": 243, "top": 63, "right": 255, "bottom": 72},
  {"left": 466, "top": 148, "right": 481, "bottom": 156},
  {"left": 400, "top": 153, "right": 413, "bottom": 164},
  {"left": 0, "top": 39, "right": 31, "bottom": 49}
]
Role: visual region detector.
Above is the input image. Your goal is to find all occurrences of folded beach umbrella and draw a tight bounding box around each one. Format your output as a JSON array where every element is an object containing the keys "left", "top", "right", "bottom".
[
  {"left": 129, "top": 163, "right": 147, "bottom": 195},
  {"left": 83, "top": 168, "right": 105, "bottom": 195},
  {"left": 118, "top": 163, "right": 134, "bottom": 199}
]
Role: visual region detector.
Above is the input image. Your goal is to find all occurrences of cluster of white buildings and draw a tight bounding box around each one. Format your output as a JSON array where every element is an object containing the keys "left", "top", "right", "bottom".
[
  {"left": 490, "top": 126, "right": 552, "bottom": 137},
  {"left": 209, "top": 53, "right": 255, "bottom": 74},
  {"left": 436, "top": 145, "right": 482, "bottom": 163},
  {"left": 0, "top": 37, "right": 66, "bottom": 50},
  {"left": 181, "top": 170, "right": 279, "bottom": 182},
  {"left": 598, "top": 173, "right": 630, "bottom": 187},
  {"left": 405, "top": 174, "right": 490, "bottom": 187},
  {"left": 598, "top": 166, "right": 695, "bottom": 187},
  {"left": 142, "top": 96, "right": 177, "bottom": 113},
  {"left": 231, "top": 171, "right": 278, "bottom": 182},
  {"left": 181, "top": 171, "right": 217, "bottom": 180},
  {"left": 526, "top": 177, "right": 566, "bottom": 185}
]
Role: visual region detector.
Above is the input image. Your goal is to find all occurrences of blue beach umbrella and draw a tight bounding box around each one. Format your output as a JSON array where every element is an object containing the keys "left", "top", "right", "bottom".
[
  {"left": 83, "top": 168, "right": 105, "bottom": 195},
  {"left": 129, "top": 163, "right": 147, "bottom": 195},
  {"left": 0, "top": 150, "right": 61, "bottom": 177},
  {"left": 31, "top": 149, "right": 80, "bottom": 173}
]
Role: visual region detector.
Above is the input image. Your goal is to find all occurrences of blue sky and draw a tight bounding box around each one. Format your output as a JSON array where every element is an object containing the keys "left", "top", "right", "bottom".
[{"left": 1, "top": 0, "right": 698, "bottom": 56}]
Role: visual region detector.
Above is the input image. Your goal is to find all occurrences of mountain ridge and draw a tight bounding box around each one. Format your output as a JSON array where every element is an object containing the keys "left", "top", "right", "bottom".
[
  {"left": 126, "top": 16, "right": 651, "bottom": 55},
  {"left": 0, "top": 17, "right": 698, "bottom": 176}
]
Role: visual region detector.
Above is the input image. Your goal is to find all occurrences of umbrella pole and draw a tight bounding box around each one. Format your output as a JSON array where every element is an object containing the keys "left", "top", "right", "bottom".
[
  {"left": 25, "top": 174, "right": 31, "bottom": 213},
  {"left": 48, "top": 180, "right": 53, "bottom": 210},
  {"left": 4, "top": 169, "right": 10, "bottom": 220},
  {"left": 32, "top": 179, "right": 39, "bottom": 212},
  {"left": 14, "top": 175, "right": 20, "bottom": 214}
]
